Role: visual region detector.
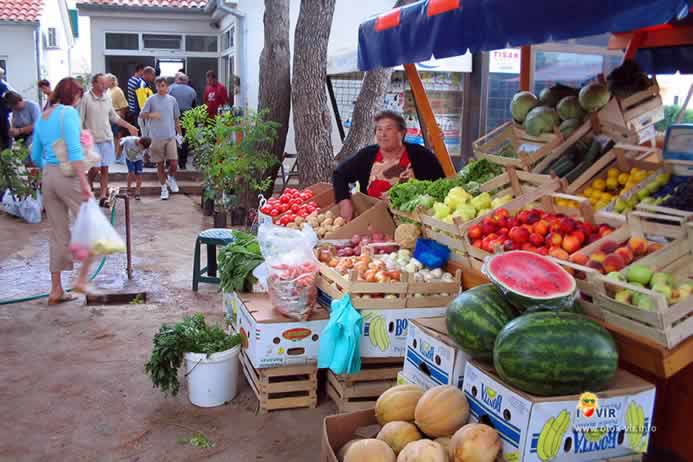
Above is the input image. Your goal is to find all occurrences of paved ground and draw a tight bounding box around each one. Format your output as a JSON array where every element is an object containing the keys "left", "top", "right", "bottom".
[{"left": 0, "top": 194, "right": 333, "bottom": 461}]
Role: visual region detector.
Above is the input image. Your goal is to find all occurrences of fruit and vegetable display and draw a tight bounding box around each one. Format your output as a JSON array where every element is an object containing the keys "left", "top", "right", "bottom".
[
  {"left": 466, "top": 206, "right": 614, "bottom": 258},
  {"left": 510, "top": 81, "right": 610, "bottom": 138},
  {"left": 570, "top": 236, "right": 663, "bottom": 275},
  {"left": 218, "top": 230, "right": 264, "bottom": 293},
  {"left": 539, "top": 135, "right": 612, "bottom": 183},
  {"left": 338, "top": 383, "right": 502, "bottom": 462},
  {"left": 604, "top": 264, "right": 692, "bottom": 311},
  {"left": 387, "top": 160, "right": 503, "bottom": 212},
  {"left": 429, "top": 188, "right": 513, "bottom": 225}
]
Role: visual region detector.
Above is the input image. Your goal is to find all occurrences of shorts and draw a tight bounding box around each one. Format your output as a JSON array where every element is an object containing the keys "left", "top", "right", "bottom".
[
  {"left": 126, "top": 159, "right": 144, "bottom": 175},
  {"left": 150, "top": 138, "right": 178, "bottom": 163},
  {"left": 94, "top": 141, "right": 115, "bottom": 167}
]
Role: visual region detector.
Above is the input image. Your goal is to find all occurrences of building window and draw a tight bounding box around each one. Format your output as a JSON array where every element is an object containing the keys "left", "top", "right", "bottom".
[
  {"left": 105, "top": 33, "right": 139, "bottom": 50},
  {"left": 186, "top": 35, "right": 218, "bottom": 52},
  {"left": 47, "top": 28, "right": 58, "bottom": 48},
  {"left": 143, "top": 34, "right": 182, "bottom": 50},
  {"left": 222, "top": 27, "right": 234, "bottom": 50}
]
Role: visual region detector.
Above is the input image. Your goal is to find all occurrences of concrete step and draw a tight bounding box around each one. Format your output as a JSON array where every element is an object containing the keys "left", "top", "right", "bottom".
[
  {"left": 94, "top": 180, "right": 203, "bottom": 196},
  {"left": 107, "top": 170, "right": 202, "bottom": 183}
]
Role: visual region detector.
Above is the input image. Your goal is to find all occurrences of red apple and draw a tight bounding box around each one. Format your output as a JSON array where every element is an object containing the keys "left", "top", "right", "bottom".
[
  {"left": 559, "top": 217, "right": 576, "bottom": 234},
  {"left": 472, "top": 239, "right": 483, "bottom": 249},
  {"left": 529, "top": 233, "right": 545, "bottom": 247},
  {"left": 509, "top": 226, "right": 530, "bottom": 244},
  {"left": 481, "top": 222, "right": 497, "bottom": 236},
  {"left": 468, "top": 224, "right": 482, "bottom": 240},
  {"left": 517, "top": 210, "right": 530, "bottom": 225}
]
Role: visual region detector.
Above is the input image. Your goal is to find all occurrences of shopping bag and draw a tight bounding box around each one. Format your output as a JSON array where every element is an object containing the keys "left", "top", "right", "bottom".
[
  {"left": 18, "top": 192, "right": 42, "bottom": 224},
  {"left": 69, "top": 198, "right": 125, "bottom": 261},
  {"left": 1, "top": 189, "right": 19, "bottom": 217},
  {"left": 317, "top": 294, "right": 362, "bottom": 375}
]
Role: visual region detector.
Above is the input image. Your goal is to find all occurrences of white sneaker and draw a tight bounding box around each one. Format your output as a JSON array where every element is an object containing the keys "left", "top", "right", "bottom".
[
  {"left": 160, "top": 184, "right": 169, "bottom": 200},
  {"left": 167, "top": 176, "right": 179, "bottom": 193}
]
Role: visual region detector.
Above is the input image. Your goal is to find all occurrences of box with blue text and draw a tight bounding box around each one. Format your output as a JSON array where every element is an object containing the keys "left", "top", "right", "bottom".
[
  {"left": 463, "top": 361, "right": 655, "bottom": 462},
  {"left": 402, "top": 317, "right": 469, "bottom": 390}
]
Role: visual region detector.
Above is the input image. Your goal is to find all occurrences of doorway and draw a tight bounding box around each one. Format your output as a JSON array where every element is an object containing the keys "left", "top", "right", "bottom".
[
  {"left": 105, "top": 55, "right": 155, "bottom": 92},
  {"left": 156, "top": 58, "right": 185, "bottom": 83},
  {"left": 187, "top": 57, "right": 219, "bottom": 99}
]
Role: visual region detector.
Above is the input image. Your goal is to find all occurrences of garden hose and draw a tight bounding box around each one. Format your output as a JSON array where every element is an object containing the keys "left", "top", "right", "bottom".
[{"left": 0, "top": 203, "right": 118, "bottom": 306}]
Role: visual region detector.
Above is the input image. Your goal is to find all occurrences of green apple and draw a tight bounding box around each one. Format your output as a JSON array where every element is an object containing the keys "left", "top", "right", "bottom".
[
  {"left": 637, "top": 295, "right": 656, "bottom": 311},
  {"left": 614, "top": 290, "right": 632, "bottom": 304},
  {"left": 651, "top": 283, "right": 673, "bottom": 304},
  {"left": 626, "top": 265, "right": 653, "bottom": 286},
  {"left": 650, "top": 272, "right": 674, "bottom": 288},
  {"left": 677, "top": 283, "right": 693, "bottom": 300}
]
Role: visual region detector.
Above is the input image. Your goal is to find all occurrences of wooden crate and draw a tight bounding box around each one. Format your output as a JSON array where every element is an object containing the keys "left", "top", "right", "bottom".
[
  {"left": 473, "top": 121, "right": 564, "bottom": 170},
  {"left": 593, "top": 229, "right": 693, "bottom": 349},
  {"left": 326, "top": 357, "right": 402, "bottom": 412},
  {"left": 599, "top": 79, "right": 664, "bottom": 144},
  {"left": 240, "top": 351, "right": 318, "bottom": 413},
  {"left": 530, "top": 119, "right": 593, "bottom": 175},
  {"left": 406, "top": 270, "right": 462, "bottom": 308}
]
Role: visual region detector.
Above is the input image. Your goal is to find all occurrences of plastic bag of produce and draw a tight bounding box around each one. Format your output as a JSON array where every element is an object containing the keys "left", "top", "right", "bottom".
[
  {"left": 257, "top": 223, "right": 319, "bottom": 320},
  {"left": 1, "top": 189, "right": 20, "bottom": 217},
  {"left": 69, "top": 198, "right": 125, "bottom": 261},
  {"left": 18, "top": 192, "right": 42, "bottom": 224}
]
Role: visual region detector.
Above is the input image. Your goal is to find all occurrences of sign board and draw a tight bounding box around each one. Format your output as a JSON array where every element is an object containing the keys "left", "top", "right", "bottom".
[{"left": 489, "top": 48, "right": 521, "bottom": 74}]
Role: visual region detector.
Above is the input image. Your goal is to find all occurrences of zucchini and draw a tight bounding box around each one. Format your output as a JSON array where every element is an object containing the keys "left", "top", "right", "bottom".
[
  {"left": 553, "top": 159, "right": 577, "bottom": 177},
  {"left": 565, "top": 160, "right": 588, "bottom": 182}
]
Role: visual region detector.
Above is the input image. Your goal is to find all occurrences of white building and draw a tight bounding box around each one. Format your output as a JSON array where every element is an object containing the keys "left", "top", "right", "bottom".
[{"left": 0, "top": 0, "right": 76, "bottom": 102}]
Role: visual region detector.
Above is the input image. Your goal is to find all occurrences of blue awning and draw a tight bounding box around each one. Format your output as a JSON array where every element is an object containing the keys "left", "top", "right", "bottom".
[
  {"left": 357, "top": 0, "right": 691, "bottom": 71},
  {"left": 636, "top": 46, "right": 693, "bottom": 74}
]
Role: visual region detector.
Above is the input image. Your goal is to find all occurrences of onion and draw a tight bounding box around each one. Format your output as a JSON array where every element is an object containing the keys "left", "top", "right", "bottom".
[
  {"left": 449, "top": 424, "right": 501, "bottom": 462},
  {"left": 372, "top": 232, "right": 385, "bottom": 241},
  {"left": 353, "top": 245, "right": 362, "bottom": 256},
  {"left": 351, "top": 234, "right": 361, "bottom": 245}
]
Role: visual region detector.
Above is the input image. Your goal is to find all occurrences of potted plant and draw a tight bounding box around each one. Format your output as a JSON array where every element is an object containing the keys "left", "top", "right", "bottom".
[
  {"left": 181, "top": 106, "right": 215, "bottom": 216},
  {"left": 0, "top": 143, "right": 41, "bottom": 222},
  {"left": 144, "top": 313, "right": 242, "bottom": 407}
]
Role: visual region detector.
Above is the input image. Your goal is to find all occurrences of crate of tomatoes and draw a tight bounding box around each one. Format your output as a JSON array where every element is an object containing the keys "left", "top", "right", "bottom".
[{"left": 258, "top": 183, "right": 334, "bottom": 225}]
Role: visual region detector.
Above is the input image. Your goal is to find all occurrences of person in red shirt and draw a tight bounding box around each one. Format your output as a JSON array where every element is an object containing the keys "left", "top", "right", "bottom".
[{"left": 202, "top": 70, "right": 228, "bottom": 118}]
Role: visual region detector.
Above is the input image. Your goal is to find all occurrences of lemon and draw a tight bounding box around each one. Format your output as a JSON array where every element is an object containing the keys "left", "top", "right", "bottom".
[
  {"left": 618, "top": 173, "right": 629, "bottom": 185},
  {"left": 606, "top": 177, "right": 619, "bottom": 190},
  {"left": 607, "top": 168, "right": 620, "bottom": 178},
  {"left": 589, "top": 197, "right": 599, "bottom": 205},
  {"left": 592, "top": 179, "right": 606, "bottom": 191},
  {"left": 583, "top": 187, "right": 594, "bottom": 198}
]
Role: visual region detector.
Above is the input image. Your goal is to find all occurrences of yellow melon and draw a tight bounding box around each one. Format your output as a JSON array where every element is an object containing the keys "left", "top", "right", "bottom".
[
  {"left": 375, "top": 384, "right": 424, "bottom": 425},
  {"left": 396, "top": 439, "right": 447, "bottom": 462},
  {"left": 449, "top": 423, "right": 501, "bottom": 462},
  {"left": 377, "top": 421, "right": 422, "bottom": 455},
  {"left": 434, "top": 437, "right": 451, "bottom": 453},
  {"left": 338, "top": 438, "right": 362, "bottom": 462},
  {"left": 344, "top": 438, "right": 396, "bottom": 462},
  {"left": 414, "top": 385, "right": 469, "bottom": 437}
]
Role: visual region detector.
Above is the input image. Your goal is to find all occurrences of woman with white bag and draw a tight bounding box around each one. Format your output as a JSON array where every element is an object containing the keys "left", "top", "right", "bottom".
[{"left": 30, "top": 77, "right": 95, "bottom": 304}]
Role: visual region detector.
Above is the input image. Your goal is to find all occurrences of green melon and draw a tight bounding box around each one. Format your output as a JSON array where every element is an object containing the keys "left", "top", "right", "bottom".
[
  {"left": 493, "top": 312, "right": 619, "bottom": 396},
  {"left": 483, "top": 251, "right": 577, "bottom": 312},
  {"left": 446, "top": 284, "right": 518, "bottom": 359}
]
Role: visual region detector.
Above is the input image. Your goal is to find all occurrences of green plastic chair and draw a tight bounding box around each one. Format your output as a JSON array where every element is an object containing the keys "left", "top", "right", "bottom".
[{"left": 192, "top": 228, "right": 235, "bottom": 291}]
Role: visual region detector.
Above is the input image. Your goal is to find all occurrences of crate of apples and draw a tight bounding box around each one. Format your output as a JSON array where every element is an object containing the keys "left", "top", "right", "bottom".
[{"left": 466, "top": 207, "right": 614, "bottom": 260}]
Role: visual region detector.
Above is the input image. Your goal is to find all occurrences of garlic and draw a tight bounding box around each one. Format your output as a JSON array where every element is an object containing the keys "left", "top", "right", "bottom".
[{"left": 431, "top": 268, "right": 443, "bottom": 279}]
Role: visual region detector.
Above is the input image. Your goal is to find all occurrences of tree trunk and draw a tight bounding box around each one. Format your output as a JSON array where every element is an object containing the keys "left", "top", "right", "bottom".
[
  {"left": 258, "top": 0, "right": 291, "bottom": 197},
  {"left": 292, "top": 0, "right": 336, "bottom": 186},
  {"left": 333, "top": 0, "right": 414, "bottom": 162},
  {"left": 334, "top": 67, "right": 393, "bottom": 161}
]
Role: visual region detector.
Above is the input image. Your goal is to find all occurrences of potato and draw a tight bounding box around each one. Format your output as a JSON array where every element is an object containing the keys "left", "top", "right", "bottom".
[
  {"left": 295, "top": 216, "right": 305, "bottom": 225},
  {"left": 317, "top": 213, "right": 326, "bottom": 222},
  {"left": 317, "top": 226, "right": 326, "bottom": 236},
  {"left": 322, "top": 217, "right": 334, "bottom": 227},
  {"left": 334, "top": 217, "right": 346, "bottom": 227},
  {"left": 286, "top": 223, "right": 299, "bottom": 229},
  {"left": 325, "top": 210, "right": 335, "bottom": 220},
  {"left": 307, "top": 218, "right": 320, "bottom": 228}
]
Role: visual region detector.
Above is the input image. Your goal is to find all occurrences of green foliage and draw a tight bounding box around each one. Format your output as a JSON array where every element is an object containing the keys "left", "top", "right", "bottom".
[
  {"left": 655, "top": 105, "right": 693, "bottom": 132},
  {"left": 0, "top": 143, "right": 38, "bottom": 200},
  {"left": 218, "top": 230, "right": 264, "bottom": 293},
  {"left": 178, "top": 432, "right": 215, "bottom": 449},
  {"left": 144, "top": 313, "right": 241, "bottom": 397}
]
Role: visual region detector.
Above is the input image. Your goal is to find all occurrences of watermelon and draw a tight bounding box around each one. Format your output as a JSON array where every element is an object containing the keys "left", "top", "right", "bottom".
[
  {"left": 446, "top": 284, "right": 518, "bottom": 359},
  {"left": 494, "top": 312, "right": 618, "bottom": 396},
  {"left": 483, "top": 251, "right": 576, "bottom": 312}
]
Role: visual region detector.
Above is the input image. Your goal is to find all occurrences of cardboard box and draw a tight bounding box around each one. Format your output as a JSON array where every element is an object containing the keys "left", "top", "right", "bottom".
[
  {"left": 358, "top": 306, "right": 447, "bottom": 358},
  {"left": 236, "top": 294, "right": 329, "bottom": 369},
  {"left": 463, "top": 361, "right": 655, "bottom": 462},
  {"left": 403, "top": 317, "right": 469, "bottom": 390},
  {"left": 323, "top": 194, "right": 396, "bottom": 240}
]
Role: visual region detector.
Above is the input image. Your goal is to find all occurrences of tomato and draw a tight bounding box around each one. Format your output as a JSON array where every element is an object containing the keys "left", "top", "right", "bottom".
[
  {"left": 298, "top": 210, "right": 310, "bottom": 218},
  {"left": 279, "top": 195, "right": 290, "bottom": 204},
  {"left": 308, "top": 201, "right": 318, "bottom": 208},
  {"left": 278, "top": 204, "right": 289, "bottom": 213},
  {"left": 285, "top": 213, "right": 297, "bottom": 222},
  {"left": 290, "top": 198, "right": 303, "bottom": 206},
  {"left": 279, "top": 215, "right": 292, "bottom": 225},
  {"left": 269, "top": 208, "right": 280, "bottom": 217},
  {"left": 304, "top": 190, "right": 314, "bottom": 198},
  {"left": 260, "top": 205, "right": 272, "bottom": 214},
  {"left": 299, "top": 193, "right": 310, "bottom": 201},
  {"left": 306, "top": 205, "right": 316, "bottom": 213},
  {"left": 290, "top": 204, "right": 301, "bottom": 213},
  {"left": 286, "top": 188, "right": 298, "bottom": 195}
]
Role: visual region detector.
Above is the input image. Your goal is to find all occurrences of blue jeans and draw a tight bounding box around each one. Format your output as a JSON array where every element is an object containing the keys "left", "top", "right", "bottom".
[{"left": 126, "top": 159, "right": 143, "bottom": 175}]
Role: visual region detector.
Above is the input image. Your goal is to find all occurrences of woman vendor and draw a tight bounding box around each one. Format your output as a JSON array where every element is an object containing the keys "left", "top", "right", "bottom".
[{"left": 332, "top": 110, "right": 445, "bottom": 220}]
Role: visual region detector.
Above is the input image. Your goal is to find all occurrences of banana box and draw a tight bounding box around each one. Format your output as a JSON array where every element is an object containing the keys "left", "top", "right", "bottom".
[
  {"left": 236, "top": 294, "right": 329, "bottom": 369},
  {"left": 402, "top": 317, "right": 469, "bottom": 390},
  {"left": 359, "top": 307, "right": 447, "bottom": 358},
  {"left": 463, "top": 361, "right": 655, "bottom": 462}
]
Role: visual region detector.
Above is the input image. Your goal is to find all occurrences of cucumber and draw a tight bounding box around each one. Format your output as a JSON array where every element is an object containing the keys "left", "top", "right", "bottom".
[
  {"left": 564, "top": 141, "right": 601, "bottom": 182},
  {"left": 553, "top": 159, "right": 577, "bottom": 177}
]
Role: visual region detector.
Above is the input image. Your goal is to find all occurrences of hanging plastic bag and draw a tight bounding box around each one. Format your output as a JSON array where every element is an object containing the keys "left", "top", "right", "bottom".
[
  {"left": 1, "top": 189, "right": 19, "bottom": 217},
  {"left": 257, "top": 222, "right": 319, "bottom": 320},
  {"left": 318, "top": 294, "right": 362, "bottom": 375},
  {"left": 256, "top": 194, "right": 274, "bottom": 225},
  {"left": 18, "top": 192, "right": 42, "bottom": 224},
  {"left": 69, "top": 198, "right": 126, "bottom": 261}
]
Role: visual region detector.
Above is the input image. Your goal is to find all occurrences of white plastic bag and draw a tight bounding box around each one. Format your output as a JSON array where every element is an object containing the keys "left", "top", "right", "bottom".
[
  {"left": 18, "top": 192, "right": 42, "bottom": 224},
  {"left": 1, "top": 189, "right": 19, "bottom": 217},
  {"left": 69, "top": 198, "right": 125, "bottom": 261},
  {"left": 257, "top": 223, "right": 319, "bottom": 320},
  {"left": 256, "top": 194, "right": 274, "bottom": 225}
]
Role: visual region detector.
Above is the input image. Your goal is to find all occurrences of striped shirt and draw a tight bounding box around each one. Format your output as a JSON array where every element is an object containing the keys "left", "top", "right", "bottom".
[{"left": 127, "top": 75, "right": 144, "bottom": 113}]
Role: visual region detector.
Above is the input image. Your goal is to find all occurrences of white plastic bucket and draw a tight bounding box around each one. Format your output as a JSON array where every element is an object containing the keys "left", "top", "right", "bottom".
[{"left": 184, "top": 345, "right": 240, "bottom": 407}]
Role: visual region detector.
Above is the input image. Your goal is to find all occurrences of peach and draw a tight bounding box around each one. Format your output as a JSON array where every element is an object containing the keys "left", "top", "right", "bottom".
[
  {"left": 590, "top": 251, "right": 607, "bottom": 263},
  {"left": 529, "top": 233, "right": 545, "bottom": 247},
  {"left": 562, "top": 235, "right": 582, "bottom": 254},
  {"left": 599, "top": 240, "right": 620, "bottom": 254},
  {"left": 521, "top": 242, "right": 535, "bottom": 251},
  {"left": 570, "top": 252, "right": 589, "bottom": 265},
  {"left": 559, "top": 217, "right": 576, "bottom": 234},
  {"left": 536, "top": 247, "right": 548, "bottom": 256},
  {"left": 599, "top": 227, "right": 614, "bottom": 239},
  {"left": 509, "top": 226, "right": 530, "bottom": 244},
  {"left": 547, "top": 232, "right": 563, "bottom": 247},
  {"left": 588, "top": 259, "right": 605, "bottom": 273},
  {"left": 614, "top": 247, "right": 634, "bottom": 265},
  {"left": 628, "top": 237, "right": 648, "bottom": 257},
  {"left": 472, "top": 239, "right": 483, "bottom": 249},
  {"left": 468, "top": 225, "right": 483, "bottom": 240},
  {"left": 603, "top": 254, "right": 626, "bottom": 273},
  {"left": 549, "top": 247, "right": 570, "bottom": 261},
  {"left": 533, "top": 220, "right": 550, "bottom": 236},
  {"left": 571, "top": 230, "right": 586, "bottom": 245},
  {"left": 647, "top": 242, "right": 664, "bottom": 254}
]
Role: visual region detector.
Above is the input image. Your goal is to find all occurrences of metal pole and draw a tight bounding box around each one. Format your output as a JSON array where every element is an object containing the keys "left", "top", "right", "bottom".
[
  {"left": 122, "top": 194, "right": 133, "bottom": 279},
  {"left": 326, "top": 76, "right": 346, "bottom": 141}
]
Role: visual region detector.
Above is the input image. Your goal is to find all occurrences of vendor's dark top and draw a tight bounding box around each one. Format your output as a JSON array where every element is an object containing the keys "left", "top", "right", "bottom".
[{"left": 332, "top": 142, "right": 445, "bottom": 202}]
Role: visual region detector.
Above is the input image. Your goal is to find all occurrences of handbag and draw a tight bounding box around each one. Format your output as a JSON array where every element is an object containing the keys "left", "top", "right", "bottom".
[{"left": 52, "top": 105, "right": 101, "bottom": 176}]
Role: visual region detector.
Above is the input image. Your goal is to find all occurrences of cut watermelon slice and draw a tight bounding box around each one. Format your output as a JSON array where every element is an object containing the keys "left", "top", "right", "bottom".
[{"left": 483, "top": 251, "right": 577, "bottom": 313}]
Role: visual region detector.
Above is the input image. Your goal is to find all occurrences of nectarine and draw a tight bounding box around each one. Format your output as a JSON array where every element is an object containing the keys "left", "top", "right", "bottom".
[
  {"left": 628, "top": 237, "right": 648, "bottom": 257},
  {"left": 603, "top": 254, "right": 626, "bottom": 273},
  {"left": 562, "top": 235, "right": 581, "bottom": 254}
]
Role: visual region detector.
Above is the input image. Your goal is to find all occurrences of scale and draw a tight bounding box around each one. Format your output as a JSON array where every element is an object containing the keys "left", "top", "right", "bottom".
[{"left": 663, "top": 123, "right": 693, "bottom": 175}]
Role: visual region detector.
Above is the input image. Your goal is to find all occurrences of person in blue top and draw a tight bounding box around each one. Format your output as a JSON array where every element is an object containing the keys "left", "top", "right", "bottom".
[{"left": 31, "top": 77, "right": 95, "bottom": 304}]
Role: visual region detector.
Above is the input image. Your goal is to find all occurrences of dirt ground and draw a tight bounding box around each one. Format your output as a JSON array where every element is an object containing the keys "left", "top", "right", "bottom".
[{"left": 0, "top": 195, "right": 333, "bottom": 461}]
